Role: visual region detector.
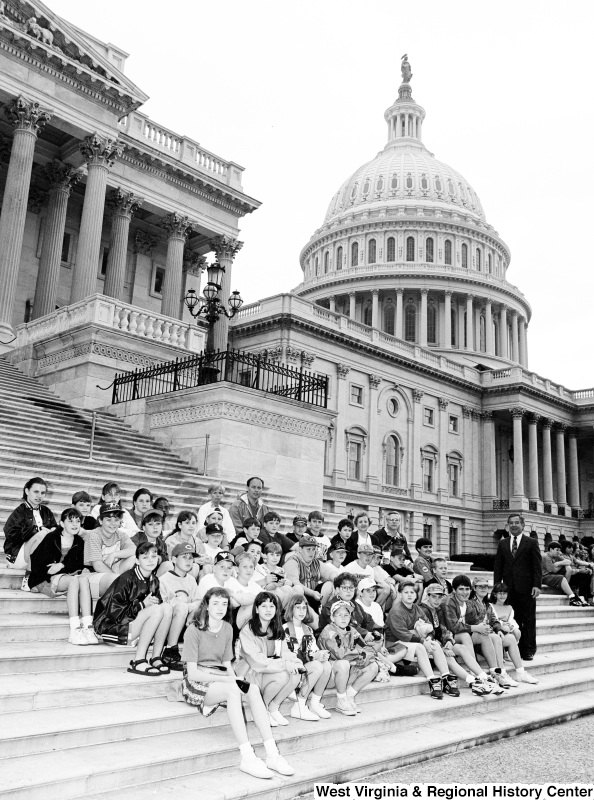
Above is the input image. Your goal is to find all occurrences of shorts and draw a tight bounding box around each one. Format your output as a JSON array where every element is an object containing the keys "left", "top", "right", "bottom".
[
  {"left": 542, "top": 574, "right": 565, "bottom": 589},
  {"left": 87, "top": 571, "right": 107, "bottom": 600},
  {"left": 6, "top": 545, "right": 27, "bottom": 570},
  {"left": 394, "top": 642, "right": 418, "bottom": 661},
  {"left": 180, "top": 671, "right": 221, "bottom": 717},
  {"left": 34, "top": 574, "right": 68, "bottom": 598}
]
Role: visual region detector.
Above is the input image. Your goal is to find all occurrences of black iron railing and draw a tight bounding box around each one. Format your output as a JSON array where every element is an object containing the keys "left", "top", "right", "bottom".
[
  {"left": 111, "top": 348, "right": 329, "bottom": 409},
  {"left": 493, "top": 499, "right": 509, "bottom": 511}
]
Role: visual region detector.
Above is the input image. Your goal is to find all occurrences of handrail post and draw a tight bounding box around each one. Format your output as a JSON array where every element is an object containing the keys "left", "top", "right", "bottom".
[
  {"left": 112, "top": 374, "right": 118, "bottom": 404},
  {"left": 88, "top": 411, "right": 97, "bottom": 461},
  {"left": 297, "top": 366, "right": 303, "bottom": 402}
]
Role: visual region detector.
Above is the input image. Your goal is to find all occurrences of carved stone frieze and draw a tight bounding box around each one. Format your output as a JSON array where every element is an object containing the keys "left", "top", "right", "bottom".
[{"left": 150, "top": 401, "right": 329, "bottom": 440}]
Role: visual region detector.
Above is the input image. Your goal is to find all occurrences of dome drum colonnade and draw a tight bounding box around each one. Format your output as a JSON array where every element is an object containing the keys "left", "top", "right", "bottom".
[{"left": 295, "top": 67, "right": 530, "bottom": 368}]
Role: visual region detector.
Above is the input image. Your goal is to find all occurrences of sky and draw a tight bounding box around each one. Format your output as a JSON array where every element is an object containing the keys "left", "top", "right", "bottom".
[{"left": 48, "top": 0, "right": 594, "bottom": 390}]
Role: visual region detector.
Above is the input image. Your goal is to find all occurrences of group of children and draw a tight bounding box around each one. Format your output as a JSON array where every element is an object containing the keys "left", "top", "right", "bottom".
[{"left": 3, "top": 478, "right": 558, "bottom": 780}]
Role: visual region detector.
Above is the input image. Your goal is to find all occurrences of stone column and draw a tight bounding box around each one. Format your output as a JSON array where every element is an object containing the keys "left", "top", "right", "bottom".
[
  {"left": 542, "top": 419, "right": 554, "bottom": 506},
  {"left": 367, "top": 374, "right": 381, "bottom": 490},
  {"left": 412, "top": 389, "right": 423, "bottom": 497},
  {"left": 371, "top": 289, "right": 379, "bottom": 329},
  {"left": 329, "top": 296, "right": 336, "bottom": 313},
  {"left": 349, "top": 291, "right": 356, "bottom": 319},
  {"left": 0, "top": 96, "right": 52, "bottom": 338},
  {"left": 333, "top": 365, "right": 350, "bottom": 484},
  {"left": 396, "top": 289, "right": 404, "bottom": 338},
  {"left": 32, "top": 161, "right": 78, "bottom": 319},
  {"left": 519, "top": 318, "right": 528, "bottom": 367},
  {"left": 568, "top": 429, "right": 580, "bottom": 510},
  {"left": 510, "top": 407, "right": 525, "bottom": 503},
  {"left": 499, "top": 305, "right": 508, "bottom": 359},
  {"left": 420, "top": 289, "right": 428, "bottom": 347},
  {"left": 555, "top": 423, "right": 567, "bottom": 508},
  {"left": 527, "top": 413, "right": 540, "bottom": 502},
  {"left": 485, "top": 300, "right": 494, "bottom": 355},
  {"left": 462, "top": 406, "right": 473, "bottom": 499},
  {"left": 103, "top": 189, "right": 143, "bottom": 300},
  {"left": 465, "top": 294, "right": 474, "bottom": 350},
  {"left": 482, "top": 411, "right": 497, "bottom": 498},
  {"left": 70, "top": 134, "right": 124, "bottom": 304},
  {"left": 457, "top": 300, "right": 465, "bottom": 349},
  {"left": 511, "top": 311, "right": 520, "bottom": 363},
  {"left": 209, "top": 234, "right": 244, "bottom": 351},
  {"left": 438, "top": 398, "right": 448, "bottom": 498},
  {"left": 444, "top": 290, "right": 452, "bottom": 349},
  {"left": 474, "top": 306, "right": 481, "bottom": 353},
  {"left": 162, "top": 213, "right": 193, "bottom": 320}
]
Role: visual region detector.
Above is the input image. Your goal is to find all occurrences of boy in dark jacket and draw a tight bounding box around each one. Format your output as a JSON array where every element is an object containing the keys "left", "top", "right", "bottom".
[
  {"left": 29, "top": 507, "right": 98, "bottom": 645},
  {"left": 93, "top": 542, "right": 174, "bottom": 676}
]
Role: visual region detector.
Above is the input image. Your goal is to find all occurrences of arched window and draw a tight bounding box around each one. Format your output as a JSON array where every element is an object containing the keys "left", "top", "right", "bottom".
[
  {"left": 315, "top": 257, "right": 319, "bottom": 276},
  {"left": 362, "top": 179, "right": 370, "bottom": 195},
  {"left": 426, "top": 237, "right": 434, "bottom": 263},
  {"left": 427, "top": 302, "right": 437, "bottom": 345},
  {"left": 351, "top": 241, "right": 358, "bottom": 267},
  {"left": 476, "top": 248, "right": 481, "bottom": 271},
  {"left": 390, "top": 175, "right": 398, "bottom": 190},
  {"left": 363, "top": 303, "right": 372, "bottom": 326},
  {"left": 451, "top": 307, "right": 457, "bottom": 347},
  {"left": 461, "top": 243, "right": 468, "bottom": 268},
  {"left": 435, "top": 178, "right": 442, "bottom": 193},
  {"left": 387, "top": 237, "right": 395, "bottom": 262},
  {"left": 406, "top": 236, "right": 415, "bottom": 262},
  {"left": 421, "top": 176, "right": 428, "bottom": 191},
  {"left": 324, "top": 252, "right": 329, "bottom": 273},
  {"left": 385, "top": 435, "right": 400, "bottom": 486},
  {"left": 405, "top": 303, "right": 416, "bottom": 342},
  {"left": 376, "top": 177, "right": 384, "bottom": 192},
  {"left": 336, "top": 246, "right": 343, "bottom": 271},
  {"left": 368, "top": 238, "right": 376, "bottom": 264},
  {"left": 488, "top": 253, "right": 492, "bottom": 274},
  {"left": 406, "top": 175, "right": 413, "bottom": 190},
  {"left": 383, "top": 302, "right": 395, "bottom": 335},
  {"left": 444, "top": 239, "right": 452, "bottom": 265}
]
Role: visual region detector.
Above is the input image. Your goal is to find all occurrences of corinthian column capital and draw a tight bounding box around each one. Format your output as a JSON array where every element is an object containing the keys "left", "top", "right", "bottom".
[
  {"left": 45, "top": 160, "right": 80, "bottom": 193},
  {"left": 209, "top": 234, "right": 243, "bottom": 261},
  {"left": 107, "top": 187, "right": 143, "bottom": 218},
  {"left": 80, "top": 133, "right": 124, "bottom": 168},
  {"left": 162, "top": 212, "right": 193, "bottom": 239},
  {"left": 5, "top": 95, "right": 52, "bottom": 134}
]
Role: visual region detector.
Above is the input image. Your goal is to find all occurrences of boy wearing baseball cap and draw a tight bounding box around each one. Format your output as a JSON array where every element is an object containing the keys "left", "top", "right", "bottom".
[
  {"left": 84, "top": 501, "right": 137, "bottom": 600},
  {"left": 159, "top": 542, "right": 201, "bottom": 669}
]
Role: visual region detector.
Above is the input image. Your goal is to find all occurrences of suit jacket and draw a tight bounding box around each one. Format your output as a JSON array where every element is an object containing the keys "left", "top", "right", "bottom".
[{"left": 493, "top": 534, "right": 542, "bottom": 594}]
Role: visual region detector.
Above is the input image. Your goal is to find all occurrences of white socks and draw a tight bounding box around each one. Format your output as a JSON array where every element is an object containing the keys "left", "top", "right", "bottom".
[
  {"left": 69, "top": 616, "right": 80, "bottom": 631},
  {"left": 263, "top": 739, "right": 279, "bottom": 758},
  {"left": 239, "top": 743, "right": 255, "bottom": 758},
  {"left": 81, "top": 616, "right": 93, "bottom": 629}
]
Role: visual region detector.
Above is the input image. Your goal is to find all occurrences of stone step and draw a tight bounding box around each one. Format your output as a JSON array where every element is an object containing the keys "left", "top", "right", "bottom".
[
  {"left": 0, "top": 589, "right": 67, "bottom": 613},
  {"left": 0, "top": 639, "right": 139, "bottom": 675},
  {"left": 536, "top": 617, "right": 594, "bottom": 635},
  {"left": 0, "top": 613, "right": 69, "bottom": 642},
  {"left": 537, "top": 630, "right": 594, "bottom": 653},
  {"left": 2, "top": 666, "right": 593, "bottom": 800},
  {"left": 72, "top": 685, "right": 594, "bottom": 800}
]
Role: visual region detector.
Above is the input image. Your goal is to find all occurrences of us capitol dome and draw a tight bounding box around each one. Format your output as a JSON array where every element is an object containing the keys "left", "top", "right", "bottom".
[{"left": 294, "top": 56, "right": 531, "bottom": 369}]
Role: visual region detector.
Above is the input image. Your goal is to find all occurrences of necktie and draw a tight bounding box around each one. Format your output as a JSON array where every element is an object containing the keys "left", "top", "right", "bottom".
[{"left": 511, "top": 536, "right": 518, "bottom": 558}]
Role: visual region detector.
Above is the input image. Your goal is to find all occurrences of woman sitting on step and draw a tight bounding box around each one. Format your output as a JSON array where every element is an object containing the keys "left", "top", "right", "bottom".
[
  {"left": 3, "top": 476, "right": 57, "bottom": 591},
  {"left": 28, "top": 506, "right": 98, "bottom": 645},
  {"left": 179, "top": 586, "right": 295, "bottom": 779}
]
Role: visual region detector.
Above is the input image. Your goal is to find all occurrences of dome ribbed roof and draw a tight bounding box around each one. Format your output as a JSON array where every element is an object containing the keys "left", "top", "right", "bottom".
[{"left": 323, "top": 145, "right": 486, "bottom": 226}]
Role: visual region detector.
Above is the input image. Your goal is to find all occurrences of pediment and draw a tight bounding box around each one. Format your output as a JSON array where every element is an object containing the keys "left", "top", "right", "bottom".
[{"left": 0, "top": 0, "right": 148, "bottom": 116}]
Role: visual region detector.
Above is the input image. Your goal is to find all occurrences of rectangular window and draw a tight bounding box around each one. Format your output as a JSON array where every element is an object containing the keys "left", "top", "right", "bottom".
[
  {"left": 423, "top": 457, "right": 433, "bottom": 492},
  {"left": 61, "top": 232, "right": 71, "bottom": 263},
  {"left": 423, "top": 523, "right": 433, "bottom": 539},
  {"left": 153, "top": 266, "right": 165, "bottom": 296},
  {"left": 448, "top": 415, "right": 459, "bottom": 433},
  {"left": 423, "top": 407, "right": 434, "bottom": 426},
  {"left": 100, "top": 247, "right": 109, "bottom": 277},
  {"left": 449, "top": 463, "right": 459, "bottom": 496},
  {"left": 348, "top": 441, "right": 362, "bottom": 480},
  {"left": 350, "top": 384, "right": 363, "bottom": 406},
  {"left": 449, "top": 526, "right": 459, "bottom": 555}
]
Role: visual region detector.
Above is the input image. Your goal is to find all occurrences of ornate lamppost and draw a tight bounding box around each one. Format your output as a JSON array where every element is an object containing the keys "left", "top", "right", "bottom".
[{"left": 183, "top": 260, "right": 243, "bottom": 353}]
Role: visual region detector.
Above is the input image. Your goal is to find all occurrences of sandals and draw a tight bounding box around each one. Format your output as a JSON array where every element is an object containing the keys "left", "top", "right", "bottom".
[
  {"left": 149, "top": 656, "right": 171, "bottom": 675},
  {"left": 127, "top": 659, "right": 161, "bottom": 677}
]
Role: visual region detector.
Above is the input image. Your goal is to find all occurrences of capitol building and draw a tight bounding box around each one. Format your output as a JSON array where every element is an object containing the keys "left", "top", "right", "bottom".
[{"left": 0, "top": 3, "right": 592, "bottom": 554}]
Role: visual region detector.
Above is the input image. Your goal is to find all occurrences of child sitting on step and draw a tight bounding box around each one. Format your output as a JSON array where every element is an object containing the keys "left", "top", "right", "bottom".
[
  {"left": 131, "top": 509, "right": 172, "bottom": 577},
  {"left": 93, "top": 541, "right": 173, "bottom": 676},
  {"left": 164, "top": 510, "right": 202, "bottom": 579},
  {"left": 91, "top": 481, "right": 138, "bottom": 537},
  {"left": 179, "top": 587, "right": 295, "bottom": 779},
  {"left": 28, "top": 507, "right": 98, "bottom": 645},
  {"left": 159, "top": 542, "right": 201, "bottom": 670}
]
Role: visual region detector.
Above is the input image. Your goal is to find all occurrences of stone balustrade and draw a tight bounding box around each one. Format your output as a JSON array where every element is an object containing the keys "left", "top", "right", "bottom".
[
  {"left": 118, "top": 112, "right": 244, "bottom": 190},
  {"left": 16, "top": 294, "right": 205, "bottom": 353}
]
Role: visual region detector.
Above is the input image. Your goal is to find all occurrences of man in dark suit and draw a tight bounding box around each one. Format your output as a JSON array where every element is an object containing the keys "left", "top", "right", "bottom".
[{"left": 493, "top": 513, "right": 542, "bottom": 660}]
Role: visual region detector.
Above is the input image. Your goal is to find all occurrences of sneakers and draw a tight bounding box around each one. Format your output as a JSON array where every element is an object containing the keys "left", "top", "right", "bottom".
[
  {"left": 515, "top": 670, "right": 539, "bottom": 684},
  {"left": 68, "top": 627, "right": 88, "bottom": 646},
  {"left": 500, "top": 669, "right": 518, "bottom": 687},
  {"left": 429, "top": 677, "right": 443, "bottom": 699},
  {"left": 309, "top": 697, "right": 331, "bottom": 719},
  {"left": 335, "top": 696, "right": 357, "bottom": 716},
  {"left": 346, "top": 688, "right": 361, "bottom": 713},
  {"left": 569, "top": 595, "right": 583, "bottom": 607},
  {"left": 20, "top": 575, "right": 31, "bottom": 592},
  {"left": 442, "top": 674, "right": 460, "bottom": 697},
  {"left": 470, "top": 678, "right": 492, "bottom": 696},
  {"left": 265, "top": 754, "right": 296, "bottom": 776},
  {"left": 82, "top": 627, "right": 99, "bottom": 645},
  {"left": 290, "top": 698, "right": 319, "bottom": 721},
  {"left": 268, "top": 709, "right": 289, "bottom": 726},
  {"left": 240, "top": 755, "right": 273, "bottom": 779},
  {"left": 485, "top": 674, "right": 505, "bottom": 695}
]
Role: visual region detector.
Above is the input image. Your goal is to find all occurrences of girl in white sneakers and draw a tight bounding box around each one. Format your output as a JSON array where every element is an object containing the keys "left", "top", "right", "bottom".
[
  {"left": 181, "top": 586, "right": 295, "bottom": 779},
  {"left": 283, "top": 595, "right": 332, "bottom": 721},
  {"left": 491, "top": 582, "right": 539, "bottom": 685}
]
